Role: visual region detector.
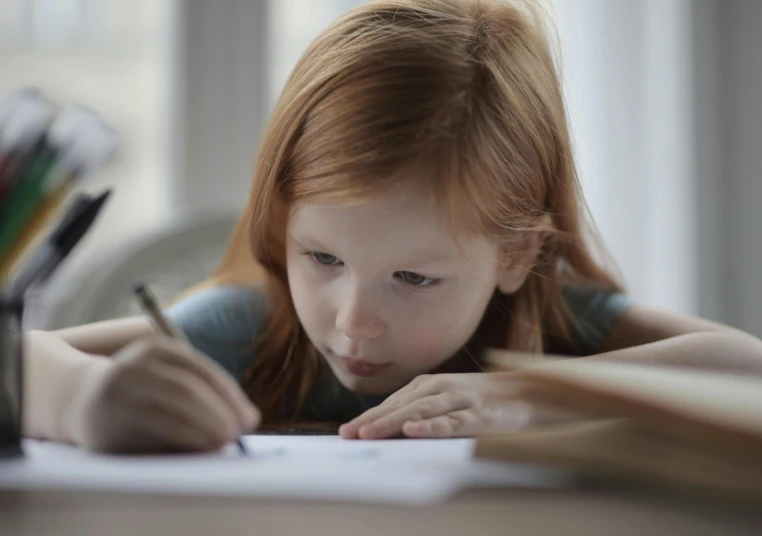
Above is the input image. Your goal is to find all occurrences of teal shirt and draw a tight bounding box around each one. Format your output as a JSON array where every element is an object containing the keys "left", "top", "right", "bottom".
[{"left": 165, "top": 284, "right": 633, "bottom": 421}]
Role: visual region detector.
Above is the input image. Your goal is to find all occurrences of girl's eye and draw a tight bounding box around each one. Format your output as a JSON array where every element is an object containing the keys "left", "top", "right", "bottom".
[
  {"left": 310, "top": 252, "right": 342, "bottom": 265},
  {"left": 396, "top": 271, "right": 440, "bottom": 287}
]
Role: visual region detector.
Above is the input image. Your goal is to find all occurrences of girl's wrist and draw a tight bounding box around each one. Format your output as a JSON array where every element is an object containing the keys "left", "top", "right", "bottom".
[{"left": 58, "top": 354, "right": 112, "bottom": 445}]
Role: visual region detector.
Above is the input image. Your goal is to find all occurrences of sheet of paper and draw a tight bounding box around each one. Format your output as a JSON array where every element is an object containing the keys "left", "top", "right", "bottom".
[{"left": 0, "top": 436, "right": 567, "bottom": 504}]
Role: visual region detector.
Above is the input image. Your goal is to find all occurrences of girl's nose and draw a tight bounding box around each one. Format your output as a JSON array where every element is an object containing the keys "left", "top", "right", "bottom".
[{"left": 335, "top": 290, "right": 385, "bottom": 340}]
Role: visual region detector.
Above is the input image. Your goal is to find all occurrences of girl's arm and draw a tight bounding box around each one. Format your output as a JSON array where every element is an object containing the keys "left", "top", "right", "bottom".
[
  {"left": 592, "top": 305, "right": 762, "bottom": 373},
  {"left": 22, "top": 319, "right": 156, "bottom": 440},
  {"left": 340, "top": 306, "right": 762, "bottom": 441},
  {"left": 51, "top": 316, "right": 155, "bottom": 356},
  {"left": 22, "top": 330, "right": 112, "bottom": 441},
  {"left": 20, "top": 324, "right": 257, "bottom": 450}
]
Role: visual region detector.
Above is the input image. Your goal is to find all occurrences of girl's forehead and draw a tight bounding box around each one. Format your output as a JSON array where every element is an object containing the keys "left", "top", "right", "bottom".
[
  {"left": 288, "top": 188, "right": 499, "bottom": 264},
  {"left": 289, "top": 186, "right": 444, "bottom": 235}
]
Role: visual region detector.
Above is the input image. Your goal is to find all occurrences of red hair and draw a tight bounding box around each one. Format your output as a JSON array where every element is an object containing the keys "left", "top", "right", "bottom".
[{"left": 194, "top": 0, "right": 622, "bottom": 421}]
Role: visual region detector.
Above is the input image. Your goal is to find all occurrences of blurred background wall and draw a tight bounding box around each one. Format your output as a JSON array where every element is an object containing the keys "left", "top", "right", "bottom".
[{"left": 1, "top": 0, "right": 760, "bottom": 336}]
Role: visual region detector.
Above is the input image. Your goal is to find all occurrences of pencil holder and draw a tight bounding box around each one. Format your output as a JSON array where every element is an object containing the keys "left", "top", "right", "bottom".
[{"left": 0, "top": 293, "right": 23, "bottom": 457}]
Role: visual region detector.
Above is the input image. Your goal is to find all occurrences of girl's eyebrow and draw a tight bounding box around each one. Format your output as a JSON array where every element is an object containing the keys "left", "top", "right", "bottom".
[
  {"left": 288, "top": 232, "right": 333, "bottom": 252},
  {"left": 290, "top": 231, "right": 460, "bottom": 268}
]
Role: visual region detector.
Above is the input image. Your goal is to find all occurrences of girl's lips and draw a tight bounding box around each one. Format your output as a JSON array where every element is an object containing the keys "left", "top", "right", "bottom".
[{"left": 340, "top": 357, "right": 391, "bottom": 377}]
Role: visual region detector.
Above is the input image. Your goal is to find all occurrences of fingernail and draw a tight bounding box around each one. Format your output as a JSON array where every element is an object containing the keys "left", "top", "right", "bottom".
[{"left": 340, "top": 422, "right": 357, "bottom": 435}]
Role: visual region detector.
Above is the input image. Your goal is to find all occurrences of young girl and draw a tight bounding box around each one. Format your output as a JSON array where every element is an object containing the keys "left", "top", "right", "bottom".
[{"left": 23, "top": 0, "right": 762, "bottom": 453}]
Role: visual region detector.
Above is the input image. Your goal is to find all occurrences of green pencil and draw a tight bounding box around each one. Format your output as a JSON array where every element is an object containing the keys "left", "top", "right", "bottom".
[{"left": 0, "top": 143, "right": 58, "bottom": 261}]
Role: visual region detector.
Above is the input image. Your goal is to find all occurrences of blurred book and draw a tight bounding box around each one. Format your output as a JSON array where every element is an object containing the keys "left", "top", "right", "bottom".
[{"left": 476, "top": 355, "right": 762, "bottom": 502}]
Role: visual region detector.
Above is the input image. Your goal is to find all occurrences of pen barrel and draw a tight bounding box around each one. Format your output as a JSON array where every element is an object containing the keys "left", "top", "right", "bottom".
[
  {"left": 5, "top": 244, "right": 55, "bottom": 301},
  {"left": 152, "top": 314, "right": 190, "bottom": 344},
  {"left": 0, "top": 296, "right": 23, "bottom": 457},
  {"left": 132, "top": 283, "right": 190, "bottom": 345}
]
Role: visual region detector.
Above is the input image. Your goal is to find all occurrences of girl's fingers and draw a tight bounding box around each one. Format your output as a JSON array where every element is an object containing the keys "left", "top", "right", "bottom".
[
  {"left": 401, "top": 410, "right": 481, "bottom": 438},
  {"left": 339, "top": 375, "right": 458, "bottom": 438},
  {"left": 84, "top": 360, "right": 244, "bottom": 453},
  {"left": 85, "top": 398, "right": 219, "bottom": 453},
  {"left": 340, "top": 404, "right": 399, "bottom": 439},
  {"left": 355, "top": 393, "right": 472, "bottom": 439},
  {"left": 339, "top": 394, "right": 421, "bottom": 438},
  {"left": 113, "top": 401, "right": 221, "bottom": 453},
  {"left": 146, "top": 336, "right": 260, "bottom": 430},
  {"left": 402, "top": 401, "right": 534, "bottom": 438},
  {"left": 142, "top": 362, "right": 241, "bottom": 446}
]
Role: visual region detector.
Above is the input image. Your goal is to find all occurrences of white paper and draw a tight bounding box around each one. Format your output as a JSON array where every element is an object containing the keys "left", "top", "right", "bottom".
[{"left": 0, "top": 436, "right": 567, "bottom": 504}]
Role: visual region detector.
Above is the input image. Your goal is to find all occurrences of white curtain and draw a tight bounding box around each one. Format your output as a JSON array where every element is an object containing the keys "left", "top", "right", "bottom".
[
  {"left": 555, "top": 0, "right": 697, "bottom": 313},
  {"left": 557, "top": 0, "right": 762, "bottom": 337}
]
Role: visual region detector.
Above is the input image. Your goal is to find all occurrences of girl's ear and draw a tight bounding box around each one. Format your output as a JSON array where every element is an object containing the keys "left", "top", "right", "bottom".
[{"left": 497, "top": 213, "right": 553, "bottom": 294}]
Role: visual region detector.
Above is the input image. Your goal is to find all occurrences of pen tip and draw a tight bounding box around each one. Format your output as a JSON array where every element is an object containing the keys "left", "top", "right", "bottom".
[
  {"left": 92, "top": 189, "right": 112, "bottom": 206},
  {"left": 131, "top": 282, "right": 146, "bottom": 295}
]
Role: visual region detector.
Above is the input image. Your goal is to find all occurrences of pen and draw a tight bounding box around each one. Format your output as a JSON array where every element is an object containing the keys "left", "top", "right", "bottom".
[
  {"left": 131, "top": 282, "right": 249, "bottom": 456},
  {"left": 5, "top": 189, "right": 111, "bottom": 304}
]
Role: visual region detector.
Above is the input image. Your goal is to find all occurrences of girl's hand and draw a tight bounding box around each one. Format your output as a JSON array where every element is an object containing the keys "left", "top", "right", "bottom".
[
  {"left": 338, "top": 373, "right": 530, "bottom": 439},
  {"left": 63, "top": 336, "right": 260, "bottom": 453}
]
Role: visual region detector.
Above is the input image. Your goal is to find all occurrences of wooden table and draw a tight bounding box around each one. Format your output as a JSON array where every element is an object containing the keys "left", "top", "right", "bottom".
[{"left": 2, "top": 488, "right": 761, "bottom": 536}]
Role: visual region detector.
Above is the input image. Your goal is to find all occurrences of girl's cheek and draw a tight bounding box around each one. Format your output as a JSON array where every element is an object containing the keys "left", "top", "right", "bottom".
[
  {"left": 392, "top": 303, "right": 481, "bottom": 358},
  {"left": 394, "top": 322, "right": 457, "bottom": 360}
]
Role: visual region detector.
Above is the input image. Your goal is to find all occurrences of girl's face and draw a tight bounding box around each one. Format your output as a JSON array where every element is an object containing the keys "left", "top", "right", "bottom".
[{"left": 286, "top": 183, "right": 503, "bottom": 395}]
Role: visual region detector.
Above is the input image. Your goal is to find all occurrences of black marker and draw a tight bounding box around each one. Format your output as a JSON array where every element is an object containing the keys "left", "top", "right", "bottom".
[{"left": 6, "top": 189, "right": 111, "bottom": 304}]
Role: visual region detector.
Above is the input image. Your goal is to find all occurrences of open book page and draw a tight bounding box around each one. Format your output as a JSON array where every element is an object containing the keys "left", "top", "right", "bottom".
[{"left": 0, "top": 436, "right": 567, "bottom": 504}]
